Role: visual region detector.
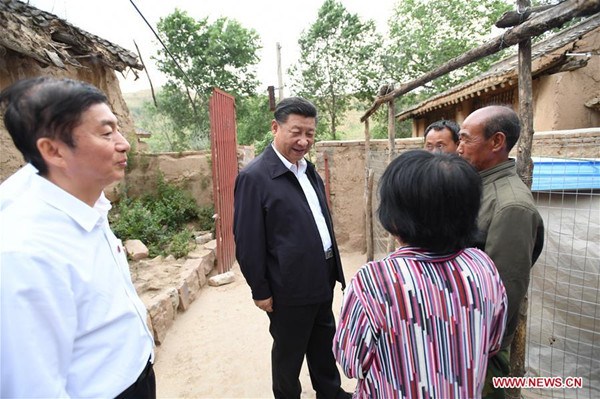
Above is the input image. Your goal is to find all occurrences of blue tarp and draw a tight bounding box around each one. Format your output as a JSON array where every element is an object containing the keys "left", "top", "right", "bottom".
[{"left": 531, "top": 157, "right": 600, "bottom": 191}]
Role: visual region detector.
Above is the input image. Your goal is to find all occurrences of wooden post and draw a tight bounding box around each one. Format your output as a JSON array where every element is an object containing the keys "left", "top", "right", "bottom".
[
  {"left": 364, "top": 119, "right": 374, "bottom": 262},
  {"left": 387, "top": 97, "right": 397, "bottom": 253},
  {"left": 388, "top": 97, "right": 396, "bottom": 157},
  {"left": 276, "top": 42, "right": 284, "bottom": 101},
  {"left": 508, "top": 1, "right": 534, "bottom": 398},
  {"left": 366, "top": 169, "right": 374, "bottom": 262},
  {"left": 516, "top": 18, "right": 535, "bottom": 188}
]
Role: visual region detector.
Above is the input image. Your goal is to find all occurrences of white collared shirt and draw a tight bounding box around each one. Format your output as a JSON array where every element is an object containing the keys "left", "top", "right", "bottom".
[
  {"left": 271, "top": 144, "right": 332, "bottom": 251},
  {"left": 0, "top": 163, "right": 38, "bottom": 211},
  {"left": 0, "top": 173, "right": 154, "bottom": 398}
]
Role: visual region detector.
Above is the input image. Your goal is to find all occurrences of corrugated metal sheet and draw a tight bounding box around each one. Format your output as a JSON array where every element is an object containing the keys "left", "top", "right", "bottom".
[
  {"left": 532, "top": 157, "right": 600, "bottom": 191},
  {"left": 209, "top": 88, "right": 238, "bottom": 273}
]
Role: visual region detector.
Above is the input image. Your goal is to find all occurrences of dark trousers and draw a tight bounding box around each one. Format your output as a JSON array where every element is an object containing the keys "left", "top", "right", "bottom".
[
  {"left": 114, "top": 359, "right": 156, "bottom": 399},
  {"left": 267, "top": 298, "right": 344, "bottom": 399},
  {"left": 482, "top": 348, "right": 510, "bottom": 399}
]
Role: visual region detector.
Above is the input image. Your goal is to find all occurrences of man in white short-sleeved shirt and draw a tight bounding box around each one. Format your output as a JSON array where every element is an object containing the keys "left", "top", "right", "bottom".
[{"left": 0, "top": 77, "right": 155, "bottom": 398}]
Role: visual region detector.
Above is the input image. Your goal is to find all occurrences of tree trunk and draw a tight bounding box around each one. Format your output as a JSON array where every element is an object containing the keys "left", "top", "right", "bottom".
[
  {"left": 387, "top": 98, "right": 397, "bottom": 253},
  {"left": 331, "top": 92, "right": 337, "bottom": 141}
]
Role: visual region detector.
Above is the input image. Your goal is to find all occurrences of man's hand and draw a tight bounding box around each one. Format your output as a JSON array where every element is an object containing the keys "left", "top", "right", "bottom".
[{"left": 254, "top": 297, "right": 273, "bottom": 312}]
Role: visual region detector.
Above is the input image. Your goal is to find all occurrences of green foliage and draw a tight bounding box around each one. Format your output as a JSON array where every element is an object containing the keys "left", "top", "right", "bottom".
[
  {"left": 236, "top": 94, "right": 273, "bottom": 153},
  {"left": 384, "top": 0, "right": 513, "bottom": 107},
  {"left": 253, "top": 133, "right": 273, "bottom": 156},
  {"left": 154, "top": 85, "right": 210, "bottom": 151},
  {"left": 368, "top": 106, "right": 412, "bottom": 140},
  {"left": 197, "top": 205, "right": 216, "bottom": 233},
  {"left": 146, "top": 9, "right": 262, "bottom": 151},
  {"left": 127, "top": 0, "right": 571, "bottom": 148},
  {"left": 167, "top": 228, "right": 194, "bottom": 259},
  {"left": 150, "top": 177, "right": 199, "bottom": 231},
  {"left": 110, "top": 175, "right": 205, "bottom": 258},
  {"left": 155, "top": 9, "right": 261, "bottom": 96},
  {"left": 289, "top": 0, "right": 383, "bottom": 140}
]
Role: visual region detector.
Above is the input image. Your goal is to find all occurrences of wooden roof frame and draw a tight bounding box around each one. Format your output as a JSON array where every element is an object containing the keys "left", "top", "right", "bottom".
[{"left": 395, "top": 15, "right": 600, "bottom": 121}]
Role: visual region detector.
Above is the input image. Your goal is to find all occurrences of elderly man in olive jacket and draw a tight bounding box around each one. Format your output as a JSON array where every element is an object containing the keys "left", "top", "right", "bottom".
[{"left": 458, "top": 105, "right": 544, "bottom": 399}]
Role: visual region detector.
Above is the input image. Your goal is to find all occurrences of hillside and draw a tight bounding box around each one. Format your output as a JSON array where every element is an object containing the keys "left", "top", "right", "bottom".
[{"left": 123, "top": 89, "right": 153, "bottom": 117}]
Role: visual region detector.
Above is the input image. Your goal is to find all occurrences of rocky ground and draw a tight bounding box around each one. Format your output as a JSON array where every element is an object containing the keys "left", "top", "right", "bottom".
[{"left": 128, "top": 237, "right": 218, "bottom": 345}]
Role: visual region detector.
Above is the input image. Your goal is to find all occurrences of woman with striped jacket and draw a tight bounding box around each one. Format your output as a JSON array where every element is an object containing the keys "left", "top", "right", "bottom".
[{"left": 334, "top": 150, "right": 507, "bottom": 399}]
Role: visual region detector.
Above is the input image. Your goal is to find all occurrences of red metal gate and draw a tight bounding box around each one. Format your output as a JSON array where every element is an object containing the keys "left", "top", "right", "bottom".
[{"left": 209, "top": 88, "right": 238, "bottom": 274}]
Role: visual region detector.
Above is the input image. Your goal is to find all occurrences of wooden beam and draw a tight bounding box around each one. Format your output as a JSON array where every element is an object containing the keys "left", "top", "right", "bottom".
[
  {"left": 386, "top": 99, "right": 397, "bottom": 254},
  {"left": 360, "top": 0, "right": 600, "bottom": 122},
  {"left": 544, "top": 56, "right": 589, "bottom": 73},
  {"left": 495, "top": 3, "right": 560, "bottom": 28},
  {"left": 365, "top": 168, "right": 375, "bottom": 262}
]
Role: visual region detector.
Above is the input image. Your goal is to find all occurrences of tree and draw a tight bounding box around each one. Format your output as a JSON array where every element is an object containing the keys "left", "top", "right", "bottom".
[
  {"left": 236, "top": 94, "right": 273, "bottom": 154},
  {"left": 384, "top": 0, "right": 514, "bottom": 108},
  {"left": 151, "top": 9, "right": 261, "bottom": 150},
  {"left": 289, "top": 0, "right": 383, "bottom": 140}
]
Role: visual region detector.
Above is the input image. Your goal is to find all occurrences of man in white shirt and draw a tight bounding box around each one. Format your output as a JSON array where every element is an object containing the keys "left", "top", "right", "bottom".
[
  {"left": 0, "top": 77, "right": 155, "bottom": 398},
  {"left": 0, "top": 162, "right": 37, "bottom": 211}
]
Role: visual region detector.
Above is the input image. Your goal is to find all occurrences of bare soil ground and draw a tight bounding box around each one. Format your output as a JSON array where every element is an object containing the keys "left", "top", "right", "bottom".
[{"left": 153, "top": 251, "right": 366, "bottom": 398}]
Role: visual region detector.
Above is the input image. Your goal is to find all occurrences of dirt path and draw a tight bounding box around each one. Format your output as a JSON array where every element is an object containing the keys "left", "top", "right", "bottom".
[{"left": 154, "top": 251, "right": 366, "bottom": 398}]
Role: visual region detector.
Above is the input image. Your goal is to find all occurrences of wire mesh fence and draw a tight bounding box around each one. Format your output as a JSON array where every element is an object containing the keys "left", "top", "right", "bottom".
[
  {"left": 525, "top": 155, "right": 600, "bottom": 398},
  {"left": 364, "top": 134, "right": 599, "bottom": 398}
]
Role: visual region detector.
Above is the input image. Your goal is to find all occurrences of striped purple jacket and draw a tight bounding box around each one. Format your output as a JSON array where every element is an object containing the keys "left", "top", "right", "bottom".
[{"left": 334, "top": 247, "right": 507, "bottom": 399}]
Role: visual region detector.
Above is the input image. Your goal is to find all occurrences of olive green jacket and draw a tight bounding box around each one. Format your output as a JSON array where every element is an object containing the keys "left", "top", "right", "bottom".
[{"left": 474, "top": 159, "right": 544, "bottom": 349}]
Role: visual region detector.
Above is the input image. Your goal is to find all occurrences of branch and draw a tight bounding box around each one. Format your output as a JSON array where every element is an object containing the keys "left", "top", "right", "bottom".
[
  {"left": 133, "top": 40, "right": 157, "bottom": 107},
  {"left": 360, "top": 0, "right": 600, "bottom": 122}
]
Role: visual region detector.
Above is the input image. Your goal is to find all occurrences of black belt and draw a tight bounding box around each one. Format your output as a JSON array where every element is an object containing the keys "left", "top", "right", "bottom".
[{"left": 325, "top": 248, "right": 334, "bottom": 260}]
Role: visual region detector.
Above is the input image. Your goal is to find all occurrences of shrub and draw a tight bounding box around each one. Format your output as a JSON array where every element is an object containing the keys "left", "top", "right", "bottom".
[
  {"left": 197, "top": 205, "right": 216, "bottom": 233},
  {"left": 110, "top": 174, "right": 208, "bottom": 258},
  {"left": 167, "top": 228, "right": 195, "bottom": 259}
]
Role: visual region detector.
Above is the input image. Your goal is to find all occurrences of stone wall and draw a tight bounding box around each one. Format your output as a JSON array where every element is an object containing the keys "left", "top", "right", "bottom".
[
  {"left": 313, "top": 138, "right": 423, "bottom": 252},
  {"left": 314, "top": 128, "right": 600, "bottom": 253},
  {"left": 526, "top": 128, "right": 600, "bottom": 158},
  {"left": 129, "top": 239, "right": 217, "bottom": 346},
  {"left": 108, "top": 145, "right": 255, "bottom": 207}
]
